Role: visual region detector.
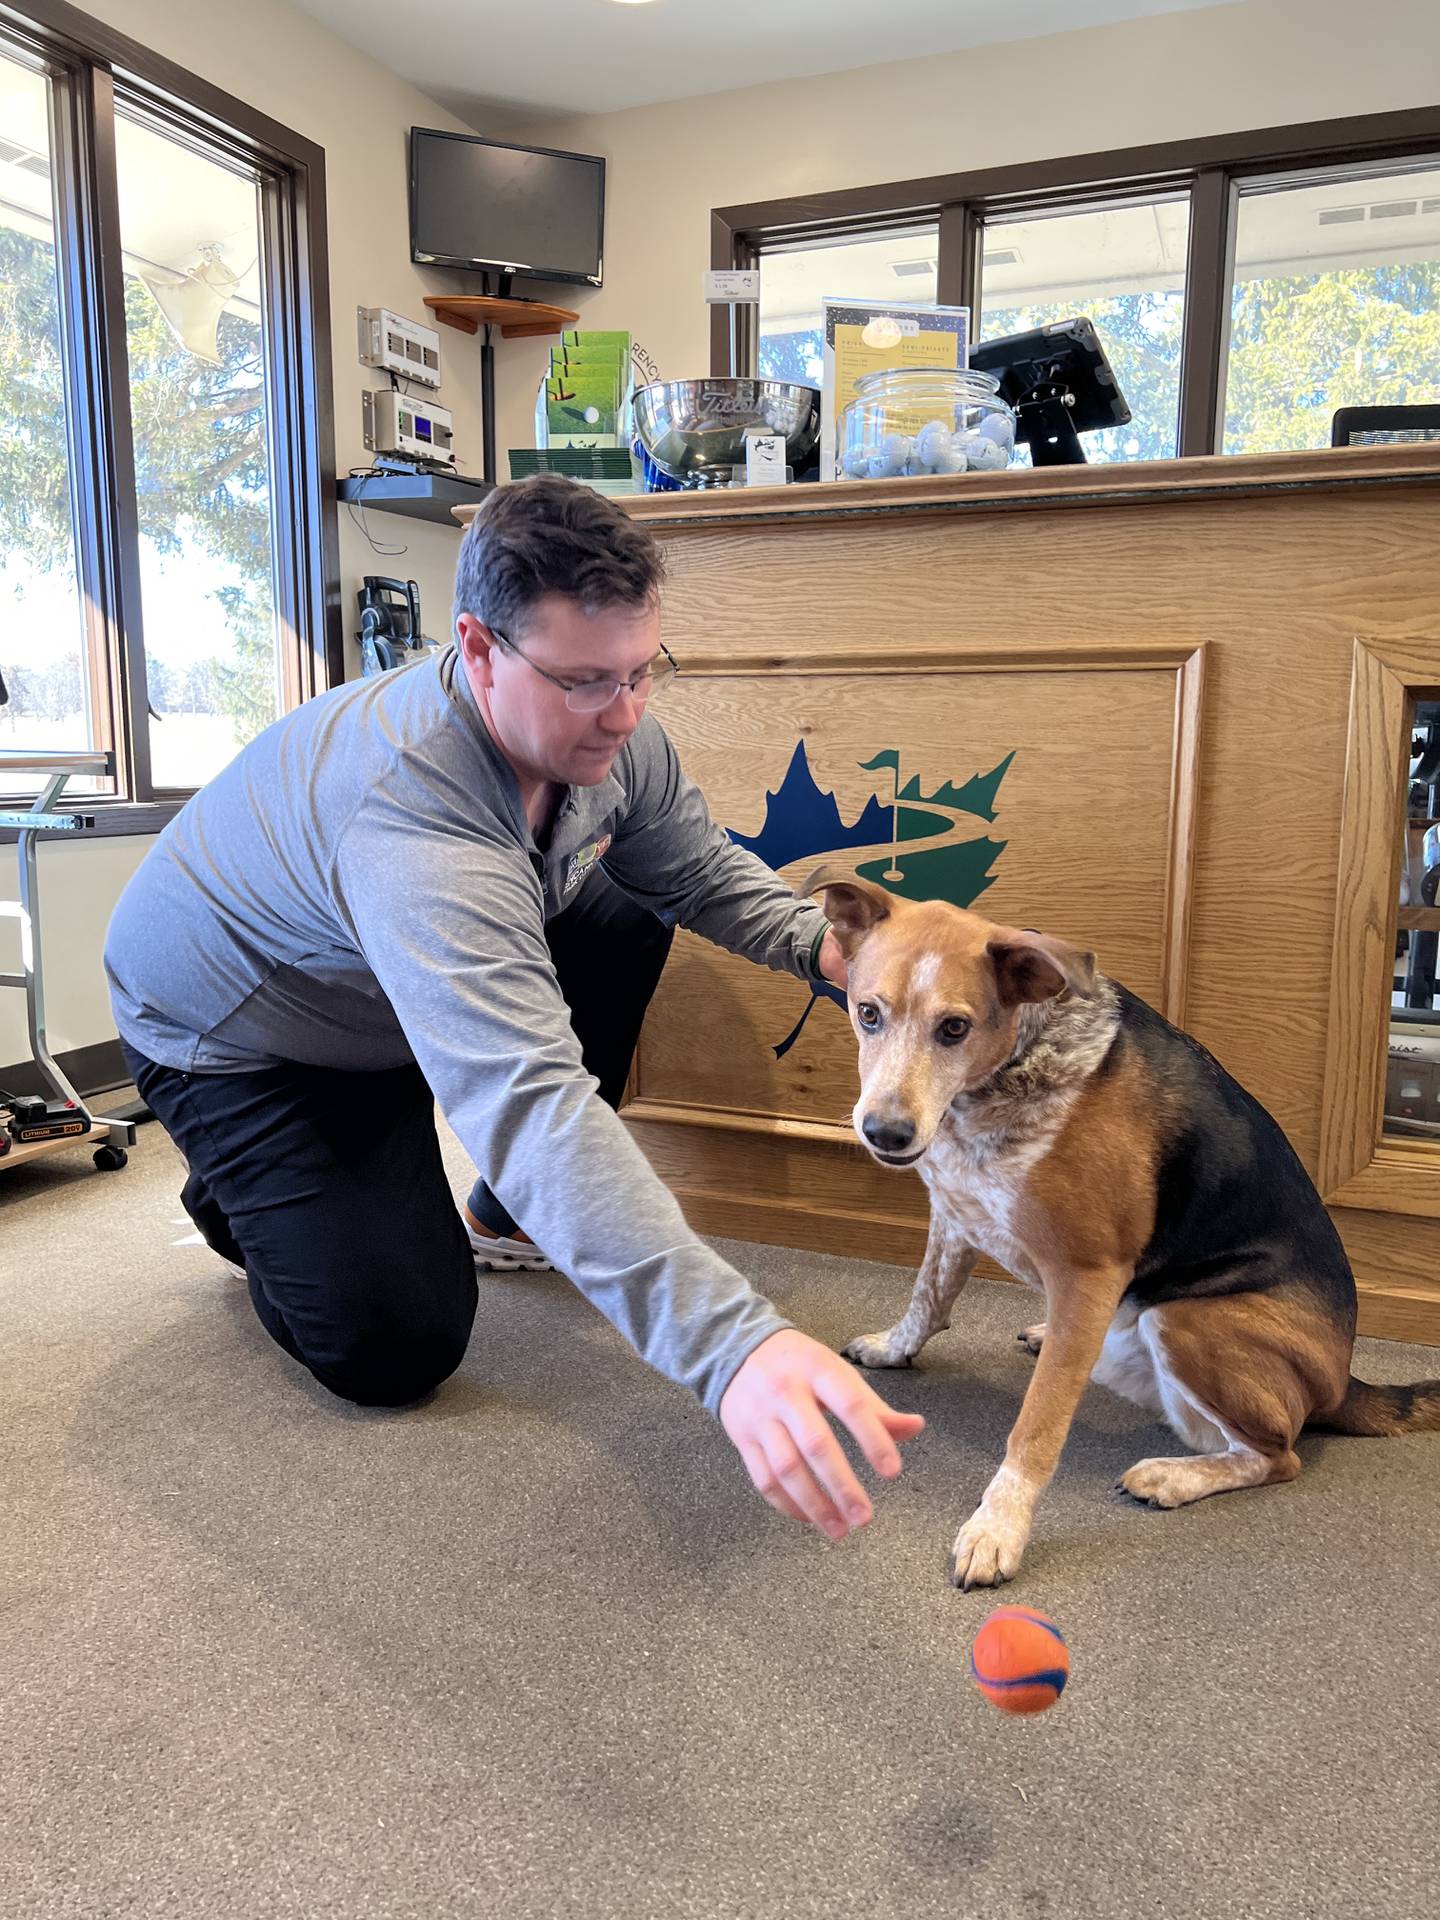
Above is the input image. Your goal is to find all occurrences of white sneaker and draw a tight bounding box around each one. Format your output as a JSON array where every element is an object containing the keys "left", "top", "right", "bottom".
[{"left": 464, "top": 1217, "right": 554, "bottom": 1273}]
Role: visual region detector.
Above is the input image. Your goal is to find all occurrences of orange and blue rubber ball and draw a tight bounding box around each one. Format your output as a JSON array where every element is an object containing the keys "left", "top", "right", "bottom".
[{"left": 970, "top": 1605, "right": 1070, "bottom": 1714}]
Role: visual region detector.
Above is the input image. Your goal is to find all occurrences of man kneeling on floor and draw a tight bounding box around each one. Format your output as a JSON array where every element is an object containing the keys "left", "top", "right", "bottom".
[{"left": 104, "top": 474, "right": 922, "bottom": 1543}]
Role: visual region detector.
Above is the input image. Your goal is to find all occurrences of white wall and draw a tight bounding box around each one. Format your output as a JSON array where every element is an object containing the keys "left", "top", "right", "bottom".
[
  {"left": 3, "top": 0, "right": 490, "bottom": 1064},
  {"left": 490, "top": 0, "right": 1440, "bottom": 461},
  {"left": 1, "top": 834, "right": 153, "bottom": 1070},
  {"left": 9, "top": 0, "right": 1440, "bottom": 1067}
]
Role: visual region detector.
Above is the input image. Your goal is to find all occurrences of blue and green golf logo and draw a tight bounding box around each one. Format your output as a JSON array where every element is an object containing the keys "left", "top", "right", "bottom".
[{"left": 728, "top": 742, "right": 1014, "bottom": 1057}]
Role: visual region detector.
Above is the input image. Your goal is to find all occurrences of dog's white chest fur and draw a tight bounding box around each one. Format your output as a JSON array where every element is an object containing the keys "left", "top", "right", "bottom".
[
  {"left": 917, "top": 989, "right": 1119, "bottom": 1289},
  {"left": 919, "top": 1113, "right": 1063, "bottom": 1288}
]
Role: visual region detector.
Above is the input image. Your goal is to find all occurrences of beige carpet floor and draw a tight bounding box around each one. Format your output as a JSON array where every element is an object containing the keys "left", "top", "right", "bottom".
[{"left": 3, "top": 1108, "right": 1438, "bottom": 1919}]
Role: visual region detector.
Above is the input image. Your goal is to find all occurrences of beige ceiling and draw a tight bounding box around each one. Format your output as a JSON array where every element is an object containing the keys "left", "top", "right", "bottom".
[{"left": 287, "top": 0, "right": 1248, "bottom": 127}]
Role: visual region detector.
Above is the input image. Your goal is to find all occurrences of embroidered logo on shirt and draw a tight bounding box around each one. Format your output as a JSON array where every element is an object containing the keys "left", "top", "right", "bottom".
[{"left": 562, "top": 833, "right": 611, "bottom": 893}]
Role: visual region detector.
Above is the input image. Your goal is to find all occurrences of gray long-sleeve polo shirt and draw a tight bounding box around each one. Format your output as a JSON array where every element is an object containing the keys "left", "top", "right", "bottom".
[{"left": 104, "top": 644, "right": 832, "bottom": 1412}]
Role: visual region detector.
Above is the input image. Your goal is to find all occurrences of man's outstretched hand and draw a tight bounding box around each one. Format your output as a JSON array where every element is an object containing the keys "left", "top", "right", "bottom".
[{"left": 719, "top": 1329, "right": 925, "bottom": 1540}]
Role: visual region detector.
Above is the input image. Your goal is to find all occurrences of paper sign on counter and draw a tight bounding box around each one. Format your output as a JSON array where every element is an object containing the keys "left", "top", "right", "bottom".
[{"left": 745, "top": 433, "right": 787, "bottom": 486}]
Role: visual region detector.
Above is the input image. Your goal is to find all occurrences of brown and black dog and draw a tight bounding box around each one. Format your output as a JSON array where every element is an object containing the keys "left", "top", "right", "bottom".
[{"left": 808, "top": 869, "right": 1440, "bottom": 1589}]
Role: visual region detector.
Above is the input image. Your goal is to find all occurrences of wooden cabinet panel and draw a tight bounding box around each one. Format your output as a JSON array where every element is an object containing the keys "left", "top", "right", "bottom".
[{"left": 605, "top": 447, "right": 1440, "bottom": 1346}]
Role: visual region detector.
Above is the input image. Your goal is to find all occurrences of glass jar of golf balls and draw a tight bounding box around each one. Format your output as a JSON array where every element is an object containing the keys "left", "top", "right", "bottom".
[{"left": 836, "top": 367, "right": 1015, "bottom": 481}]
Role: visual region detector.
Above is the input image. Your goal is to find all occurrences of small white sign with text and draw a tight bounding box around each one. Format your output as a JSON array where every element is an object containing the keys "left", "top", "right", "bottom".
[
  {"left": 744, "top": 433, "right": 786, "bottom": 486},
  {"left": 705, "top": 268, "right": 761, "bottom": 304}
]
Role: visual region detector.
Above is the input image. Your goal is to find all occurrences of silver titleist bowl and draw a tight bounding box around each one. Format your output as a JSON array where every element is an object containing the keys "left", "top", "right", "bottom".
[{"left": 632, "top": 378, "right": 821, "bottom": 484}]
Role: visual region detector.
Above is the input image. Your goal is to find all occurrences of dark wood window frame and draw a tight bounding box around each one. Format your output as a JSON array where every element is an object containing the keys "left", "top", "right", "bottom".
[
  {"left": 711, "top": 105, "right": 1440, "bottom": 458},
  {"left": 0, "top": 0, "right": 341, "bottom": 843}
]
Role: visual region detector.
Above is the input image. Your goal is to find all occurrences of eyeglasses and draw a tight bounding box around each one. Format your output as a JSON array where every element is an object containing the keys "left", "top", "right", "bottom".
[{"left": 489, "top": 628, "right": 679, "bottom": 714}]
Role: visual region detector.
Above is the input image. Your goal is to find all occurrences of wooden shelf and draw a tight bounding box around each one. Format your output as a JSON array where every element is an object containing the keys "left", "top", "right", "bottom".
[
  {"left": 1398, "top": 906, "right": 1440, "bottom": 931},
  {"left": 622, "top": 439, "right": 1440, "bottom": 525},
  {"left": 339, "top": 471, "right": 493, "bottom": 526},
  {"left": 423, "top": 295, "right": 579, "bottom": 340}
]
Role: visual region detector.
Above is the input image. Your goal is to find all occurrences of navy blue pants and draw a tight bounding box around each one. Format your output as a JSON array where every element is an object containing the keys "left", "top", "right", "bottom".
[{"left": 124, "top": 876, "right": 673, "bottom": 1406}]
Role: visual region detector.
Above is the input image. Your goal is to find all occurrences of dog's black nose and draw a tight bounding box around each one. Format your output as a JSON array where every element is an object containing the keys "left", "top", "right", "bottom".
[{"left": 862, "top": 1115, "right": 916, "bottom": 1155}]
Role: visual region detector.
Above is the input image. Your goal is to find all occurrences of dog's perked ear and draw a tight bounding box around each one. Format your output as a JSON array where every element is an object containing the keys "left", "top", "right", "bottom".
[
  {"left": 801, "top": 865, "right": 894, "bottom": 955},
  {"left": 986, "top": 930, "right": 1097, "bottom": 1007}
]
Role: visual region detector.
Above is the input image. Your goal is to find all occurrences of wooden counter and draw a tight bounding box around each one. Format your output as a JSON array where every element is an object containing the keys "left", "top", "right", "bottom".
[{"left": 475, "top": 444, "right": 1440, "bottom": 1342}]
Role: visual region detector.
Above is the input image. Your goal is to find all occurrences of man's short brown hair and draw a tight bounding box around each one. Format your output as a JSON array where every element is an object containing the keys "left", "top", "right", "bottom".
[{"left": 453, "top": 473, "right": 666, "bottom": 639}]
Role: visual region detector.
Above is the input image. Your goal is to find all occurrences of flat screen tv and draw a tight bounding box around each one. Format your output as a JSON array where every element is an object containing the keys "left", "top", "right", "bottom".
[{"left": 409, "top": 128, "right": 605, "bottom": 287}]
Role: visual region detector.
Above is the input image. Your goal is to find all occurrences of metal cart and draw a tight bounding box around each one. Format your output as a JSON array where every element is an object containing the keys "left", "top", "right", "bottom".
[{"left": 0, "top": 750, "right": 137, "bottom": 1173}]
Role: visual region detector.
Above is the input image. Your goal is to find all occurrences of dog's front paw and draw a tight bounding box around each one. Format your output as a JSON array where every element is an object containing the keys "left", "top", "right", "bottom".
[
  {"left": 1117, "top": 1457, "right": 1195, "bottom": 1509},
  {"left": 948, "top": 1508, "right": 1029, "bottom": 1589},
  {"left": 842, "top": 1329, "right": 915, "bottom": 1369},
  {"left": 1017, "top": 1321, "right": 1046, "bottom": 1355}
]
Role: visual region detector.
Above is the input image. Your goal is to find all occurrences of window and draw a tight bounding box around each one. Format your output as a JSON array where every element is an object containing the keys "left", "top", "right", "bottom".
[
  {"left": 758, "top": 230, "right": 939, "bottom": 387},
  {"left": 0, "top": 7, "right": 338, "bottom": 820},
  {"left": 977, "top": 197, "right": 1189, "bottom": 463},
  {"left": 0, "top": 48, "right": 96, "bottom": 786},
  {"left": 1224, "top": 161, "right": 1440, "bottom": 455},
  {"left": 724, "top": 108, "right": 1440, "bottom": 464},
  {"left": 113, "top": 109, "right": 283, "bottom": 790}
]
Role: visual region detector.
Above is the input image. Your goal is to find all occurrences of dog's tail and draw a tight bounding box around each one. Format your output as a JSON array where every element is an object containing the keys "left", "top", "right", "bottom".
[{"left": 1313, "top": 1374, "right": 1440, "bottom": 1436}]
